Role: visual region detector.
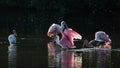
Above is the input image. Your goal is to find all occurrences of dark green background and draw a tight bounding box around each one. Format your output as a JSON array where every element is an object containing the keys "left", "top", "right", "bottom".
[{"left": 0, "top": 0, "right": 119, "bottom": 40}]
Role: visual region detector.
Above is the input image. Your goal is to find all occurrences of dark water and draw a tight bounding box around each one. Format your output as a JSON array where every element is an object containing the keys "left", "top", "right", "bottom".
[{"left": 0, "top": 38, "right": 120, "bottom": 68}]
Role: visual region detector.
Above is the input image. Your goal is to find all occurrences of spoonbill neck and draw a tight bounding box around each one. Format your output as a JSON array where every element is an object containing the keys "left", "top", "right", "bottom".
[
  {"left": 60, "top": 21, "right": 68, "bottom": 31},
  {"left": 54, "top": 35, "right": 60, "bottom": 44}
]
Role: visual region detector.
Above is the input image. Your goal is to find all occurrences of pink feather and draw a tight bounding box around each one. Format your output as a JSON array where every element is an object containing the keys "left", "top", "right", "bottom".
[
  {"left": 95, "top": 31, "right": 111, "bottom": 44},
  {"left": 60, "top": 28, "right": 82, "bottom": 48},
  {"left": 47, "top": 23, "right": 60, "bottom": 37}
]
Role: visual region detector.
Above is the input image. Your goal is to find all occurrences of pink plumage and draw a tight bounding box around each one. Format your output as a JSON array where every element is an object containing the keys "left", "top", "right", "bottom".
[
  {"left": 47, "top": 21, "right": 82, "bottom": 48},
  {"left": 60, "top": 28, "right": 82, "bottom": 48},
  {"left": 95, "top": 31, "right": 111, "bottom": 44}
]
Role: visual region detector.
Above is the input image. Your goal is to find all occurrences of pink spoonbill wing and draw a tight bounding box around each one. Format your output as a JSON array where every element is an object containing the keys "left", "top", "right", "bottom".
[
  {"left": 64, "top": 28, "right": 82, "bottom": 40},
  {"left": 60, "top": 28, "right": 82, "bottom": 48}
]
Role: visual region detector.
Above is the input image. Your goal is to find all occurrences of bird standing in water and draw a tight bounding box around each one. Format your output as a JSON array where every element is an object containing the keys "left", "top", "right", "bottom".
[
  {"left": 8, "top": 30, "right": 17, "bottom": 45},
  {"left": 83, "top": 31, "right": 111, "bottom": 48},
  {"left": 47, "top": 21, "right": 82, "bottom": 49}
]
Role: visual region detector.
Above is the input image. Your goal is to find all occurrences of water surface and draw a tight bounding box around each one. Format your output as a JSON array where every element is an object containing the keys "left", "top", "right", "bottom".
[{"left": 0, "top": 38, "right": 120, "bottom": 68}]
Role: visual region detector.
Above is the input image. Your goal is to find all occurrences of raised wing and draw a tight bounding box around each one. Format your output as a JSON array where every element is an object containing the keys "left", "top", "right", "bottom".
[
  {"left": 64, "top": 28, "right": 82, "bottom": 39},
  {"left": 62, "top": 28, "right": 82, "bottom": 47}
]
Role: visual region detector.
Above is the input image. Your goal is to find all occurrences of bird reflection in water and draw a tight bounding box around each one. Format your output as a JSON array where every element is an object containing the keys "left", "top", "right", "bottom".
[
  {"left": 82, "top": 49, "right": 111, "bottom": 68},
  {"left": 48, "top": 41, "right": 111, "bottom": 68},
  {"left": 8, "top": 45, "right": 17, "bottom": 68},
  {"left": 47, "top": 42, "right": 82, "bottom": 68}
]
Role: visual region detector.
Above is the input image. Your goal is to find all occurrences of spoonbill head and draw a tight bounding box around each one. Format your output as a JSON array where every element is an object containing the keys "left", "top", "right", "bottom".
[
  {"left": 47, "top": 21, "right": 68, "bottom": 37},
  {"left": 47, "top": 23, "right": 61, "bottom": 37},
  {"left": 95, "top": 31, "right": 111, "bottom": 44}
]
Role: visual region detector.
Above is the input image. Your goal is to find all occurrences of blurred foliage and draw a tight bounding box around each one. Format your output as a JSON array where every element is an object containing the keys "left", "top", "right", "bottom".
[{"left": 0, "top": 0, "right": 120, "bottom": 36}]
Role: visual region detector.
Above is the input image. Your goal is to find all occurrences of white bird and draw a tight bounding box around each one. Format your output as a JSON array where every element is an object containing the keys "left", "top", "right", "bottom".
[{"left": 8, "top": 30, "right": 17, "bottom": 45}]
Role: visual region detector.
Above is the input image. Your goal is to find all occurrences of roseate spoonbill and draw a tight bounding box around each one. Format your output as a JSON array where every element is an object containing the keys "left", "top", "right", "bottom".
[
  {"left": 83, "top": 31, "right": 111, "bottom": 48},
  {"left": 53, "top": 28, "right": 82, "bottom": 49},
  {"left": 8, "top": 30, "right": 17, "bottom": 45},
  {"left": 47, "top": 21, "right": 82, "bottom": 48}
]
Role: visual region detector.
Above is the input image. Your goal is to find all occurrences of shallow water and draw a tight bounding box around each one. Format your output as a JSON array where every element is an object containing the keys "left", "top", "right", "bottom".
[
  {"left": 48, "top": 42, "right": 112, "bottom": 68},
  {"left": 0, "top": 38, "right": 120, "bottom": 68}
]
